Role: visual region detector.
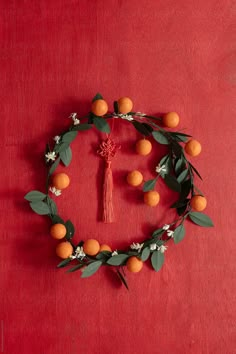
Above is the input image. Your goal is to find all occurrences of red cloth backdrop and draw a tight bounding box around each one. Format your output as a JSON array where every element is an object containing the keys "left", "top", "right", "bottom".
[{"left": 0, "top": 1, "right": 235, "bottom": 353}]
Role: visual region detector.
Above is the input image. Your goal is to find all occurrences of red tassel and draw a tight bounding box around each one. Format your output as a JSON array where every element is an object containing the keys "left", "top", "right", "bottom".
[{"left": 97, "top": 138, "right": 120, "bottom": 223}]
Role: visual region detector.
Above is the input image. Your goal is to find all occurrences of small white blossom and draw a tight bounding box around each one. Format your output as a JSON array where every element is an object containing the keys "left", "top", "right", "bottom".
[
  {"left": 158, "top": 245, "right": 168, "bottom": 253},
  {"left": 113, "top": 113, "right": 134, "bottom": 121},
  {"left": 75, "top": 246, "right": 86, "bottom": 260},
  {"left": 167, "top": 230, "right": 174, "bottom": 238},
  {"left": 156, "top": 164, "right": 167, "bottom": 174},
  {"left": 130, "top": 242, "right": 144, "bottom": 252},
  {"left": 49, "top": 186, "right": 62, "bottom": 196},
  {"left": 135, "top": 112, "right": 146, "bottom": 117},
  {"left": 111, "top": 250, "right": 118, "bottom": 256},
  {"left": 45, "top": 151, "right": 56, "bottom": 162},
  {"left": 150, "top": 243, "right": 157, "bottom": 251},
  {"left": 162, "top": 224, "right": 170, "bottom": 230},
  {"left": 69, "top": 113, "right": 80, "bottom": 125},
  {"left": 53, "top": 135, "right": 61, "bottom": 144},
  {"left": 70, "top": 255, "right": 76, "bottom": 260}
]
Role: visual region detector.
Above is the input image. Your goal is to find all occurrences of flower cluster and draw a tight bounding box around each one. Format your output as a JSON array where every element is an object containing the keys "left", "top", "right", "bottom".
[{"left": 70, "top": 246, "right": 86, "bottom": 260}]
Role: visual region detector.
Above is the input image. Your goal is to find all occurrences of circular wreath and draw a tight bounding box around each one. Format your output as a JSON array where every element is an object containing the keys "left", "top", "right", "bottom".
[{"left": 25, "top": 93, "right": 213, "bottom": 289}]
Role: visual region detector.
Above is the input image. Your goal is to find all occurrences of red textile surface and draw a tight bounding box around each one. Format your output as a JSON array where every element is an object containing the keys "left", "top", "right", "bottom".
[{"left": 0, "top": 1, "right": 235, "bottom": 353}]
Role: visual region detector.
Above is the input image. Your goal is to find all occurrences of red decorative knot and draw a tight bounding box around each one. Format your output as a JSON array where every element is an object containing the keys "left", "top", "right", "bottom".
[{"left": 97, "top": 138, "right": 120, "bottom": 164}]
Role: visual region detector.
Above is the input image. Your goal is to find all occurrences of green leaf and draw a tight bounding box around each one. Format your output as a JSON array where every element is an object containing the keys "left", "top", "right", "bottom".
[
  {"left": 189, "top": 162, "right": 202, "bottom": 180},
  {"left": 62, "top": 131, "right": 78, "bottom": 144},
  {"left": 24, "top": 191, "right": 46, "bottom": 202},
  {"left": 65, "top": 220, "right": 75, "bottom": 240},
  {"left": 51, "top": 215, "right": 64, "bottom": 224},
  {"left": 152, "top": 228, "right": 165, "bottom": 237},
  {"left": 189, "top": 212, "right": 214, "bottom": 227},
  {"left": 164, "top": 175, "right": 181, "bottom": 192},
  {"left": 116, "top": 269, "right": 129, "bottom": 290},
  {"left": 132, "top": 121, "right": 152, "bottom": 136},
  {"left": 46, "top": 197, "right": 57, "bottom": 215},
  {"left": 177, "top": 169, "right": 189, "bottom": 183},
  {"left": 107, "top": 254, "right": 129, "bottom": 266},
  {"left": 152, "top": 131, "right": 169, "bottom": 145},
  {"left": 81, "top": 261, "right": 103, "bottom": 278},
  {"left": 179, "top": 179, "right": 192, "bottom": 200},
  {"left": 67, "top": 264, "right": 84, "bottom": 273},
  {"left": 143, "top": 179, "right": 157, "bottom": 192},
  {"left": 93, "top": 116, "right": 110, "bottom": 133},
  {"left": 49, "top": 157, "right": 60, "bottom": 175},
  {"left": 159, "top": 154, "right": 169, "bottom": 166},
  {"left": 29, "top": 201, "right": 50, "bottom": 215},
  {"left": 113, "top": 101, "right": 119, "bottom": 113},
  {"left": 57, "top": 258, "right": 71, "bottom": 268},
  {"left": 141, "top": 247, "right": 151, "bottom": 261},
  {"left": 177, "top": 205, "right": 188, "bottom": 216},
  {"left": 175, "top": 157, "right": 185, "bottom": 175},
  {"left": 174, "top": 224, "right": 186, "bottom": 244},
  {"left": 171, "top": 132, "right": 191, "bottom": 142},
  {"left": 142, "top": 123, "right": 153, "bottom": 134},
  {"left": 171, "top": 141, "right": 183, "bottom": 157},
  {"left": 171, "top": 199, "right": 189, "bottom": 209},
  {"left": 60, "top": 146, "right": 72, "bottom": 167},
  {"left": 96, "top": 251, "right": 111, "bottom": 261},
  {"left": 55, "top": 142, "right": 69, "bottom": 153},
  {"left": 71, "top": 123, "right": 92, "bottom": 131},
  {"left": 151, "top": 251, "right": 164, "bottom": 272},
  {"left": 92, "top": 93, "right": 103, "bottom": 102}
]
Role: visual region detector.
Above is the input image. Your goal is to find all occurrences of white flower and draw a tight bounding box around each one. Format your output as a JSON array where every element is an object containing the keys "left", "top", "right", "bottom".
[
  {"left": 150, "top": 243, "right": 157, "bottom": 251},
  {"left": 167, "top": 230, "right": 174, "bottom": 238},
  {"left": 130, "top": 242, "right": 144, "bottom": 252},
  {"left": 156, "top": 164, "right": 167, "bottom": 174},
  {"left": 45, "top": 151, "right": 56, "bottom": 162},
  {"left": 69, "top": 113, "right": 80, "bottom": 125},
  {"left": 135, "top": 112, "right": 146, "bottom": 117},
  {"left": 75, "top": 246, "right": 86, "bottom": 260},
  {"left": 53, "top": 135, "right": 61, "bottom": 144},
  {"left": 162, "top": 224, "right": 170, "bottom": 231},
  {"left": 158, "top": 245, "right": 168, "bottom": 253},
  {"left": 111, "top": 250, "right": 118, "bottom": 256},
  {"left": 49, "top": 186, "right": 62, "bottom": 196},
  {"left": 70, "top": 255, "right": 76, "bottom": 260},
  {"left": 112, "top": 113, "right": 134, "bottom": 121}
]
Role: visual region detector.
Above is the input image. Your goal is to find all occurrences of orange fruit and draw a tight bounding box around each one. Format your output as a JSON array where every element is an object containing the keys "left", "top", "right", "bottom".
[
  {"left": 126, "top": 256, "right": 143, "bottom": 273},
  {"left": 50, "top": 223, "right": 67, "bottom": 239},
  {"left": 56, "top": 241, "right": 73, "bottom": 259},
  {"left": 52, "top": 173, "right": 70, "bottom": 190},
  {"left": 185, "top": 139, "right": 202, "bottom": 157},
  {"left": 162, "top": 112, "right": 180, "bottom": 128},
  {"left": 135, "top": 139, "right": 152, "bottom": 156},
  {"left": 83, "top": 239, "right": 100, "bottom": 256},
  {"left": 100, "top": 244, "right": 112, "bottom": 252},
  {"left": 144, "top": 191, "right": 160, "bottom": 207},
  {"left": 127, "top": 170, "right": 143, "bottom": 187},
  {"left": 117, "top": 97, "right": 133, "bottom": 114},
  {"left": 190, "top": 195, "right": 207, "bottom": 211},
  {"left": 91, "top": 99, "right": 108, "bottom": 116}
]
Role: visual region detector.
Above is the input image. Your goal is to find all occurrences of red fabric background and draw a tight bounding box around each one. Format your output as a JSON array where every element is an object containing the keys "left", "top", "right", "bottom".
[{"left": 0, "top": 1, "right": 235, "bottom": 353}]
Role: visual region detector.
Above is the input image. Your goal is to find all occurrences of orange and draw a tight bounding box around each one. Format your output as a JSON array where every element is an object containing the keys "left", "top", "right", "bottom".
[
  {"left": 56, "top": 241, "right": 73, "bottom": 259},
  {"left": 100, "top": 244, "right": 112, "bottom": 252},
  {"left": 50, "top": 223, "right": 67, "bottom": 239},
  {"left": 83, "top": 239, "right": 100, "bottom": 256},
  {"left": 52, "top": 173, "right": 70, "bottom": 190},
  {"left": 190, "top": 195, "right": 207, "bottom": 211},
  {"left": 127, "top": 170, "right": 143, "bottom": 187},
  {"left": 185, "top": 139, "right": 202, "bottom": 157},
  {"left": 135, "top": 139, "right": 152, "bottom": 156},
  {"left": 91, "top": 99, "right": 108, "bottom": 116},
  {"left": 126, "top": 256, "right": 143, "bottom": 273},
  {"left": 162, "top": 112, "right": 180, "bottom": 128},
  {"left": 144, "top": 191, "right": 160, "bottom": 207},
  {"left": 117, "top": 97, "right": 133, "bottom": 114}
]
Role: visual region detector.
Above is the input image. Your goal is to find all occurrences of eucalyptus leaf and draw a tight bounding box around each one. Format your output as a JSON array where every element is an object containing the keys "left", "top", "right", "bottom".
[
  {"left": 171, "top": 199, "right": 189, "bottom": 209},
  {"left": 152, "top": 228, "right": 165, "bottom": 237},
  {"left": 30, "top": 201, "right": 50, "bottom": 215},
  {"left": 152, "top": 131, "right": 169, "bottom": 145},
  {"left": 189, "top": 212, "right": 214, "bottom": 227},
  {"left": 93, "top": 116, "right": 110, "bottom": 133},
  {"left": 132, "top": 121, "right": 152, "bottom": 136},
  {"left": 164, "top": 175, "right": 181, "bottom": 192},
  {"left": 62, "top": 131, "right": 78, "bottom": 144},
  {"left": 175, "top": 157, "right": 185, "bottom": 175},
  {"left": 65, "top": 220, "right": 75, "bottom": 240},
  {"left": 117, "top": 269, "right": 129, "bottom": 290},
  {"left": 107, "top": 254, "right": 129, "bottom": 266},
  {"left": 49, "top": 157, "right": 60, "bottom": 175},
  {"left": 189, "top": 163, "right": 202, "bottom": 180},
  {"left": 56, "top": 142, "right": 69, "bottom": 153},
  {"left": 177, "top": 169, "right": 189, "bottom": 183},
  {"left": 179, "top": 179, "right": 192, "bottom": 200},
  {"left": 151, "top": 251, "right": 164, "bottom": 272},
  {"left": 72, "top": 123, "right": 92, "bottom": 131},
  {"left": 171, "top": 141, "right": 183, "bottom": 157},
  {"left": 57, "top": 258, "right": 71, "bottom": 268},
  {"left": 51, "top": 215, "right": 65, "bottom": 224},
  {"left": 24, "top": 191, "right": 46, "bottom": 202},
  {"left": 159, "top": 155, "right": 169, "bottom": 167},
  {"left": 81, "top": 261, "right": 103, "bottom": 278},
  {"left": 174, "top": 224, "right": 186, "bottom": 244},
  {"left": 141, "top": 247, "right": 151, "bottom": 261},
  {"left": 60, "top": 146, "right": 72, "bottom": 167},
  {"left": 143, "top": 179, "right": 157, "bottom": 192},
  {"left": 92, "top": 93, "right": 103, "bottom": 102},
  {"left": 67, "top": 264, "right": 84, "bottom": 273},
  {"left": 46, "top": 197, "right": 57, "bottom": 215}
]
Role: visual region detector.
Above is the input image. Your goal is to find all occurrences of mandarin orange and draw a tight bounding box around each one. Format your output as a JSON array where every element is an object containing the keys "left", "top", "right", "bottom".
[
  {"left": 185, "top": 139, "right": 202, "bottom": 157},
  {"left": 162, "top": 112, "right": 180, "bottom": 128},
  {"left": 56, "top": 241, "right": 73, "bottom": 259},
  {"left": 190, "top": 195, "right": 207, "bottom": 211},
  {"left": 91, "top": 99, "right": 108, "bottom": 116},
  {"left": 127, "top": 170, "right": 143, "bottom": 187},
  {"left": 144, "top": 191, "right": 160, "bottom": 207},
  {"left": 83, "top": 239, "right": 100, "bottom": 256},
  {"left": 52, "top": 173, "right": 70, "bottom": 190},
  {"left": 135, "top": 139, "right": 152, "bottom": 156},
  {"left": 126, "top": 256, "right": 143, "bottom": 273},
  {"left": 117, "top": 97, "right": 133, "bottom": 114},
  {"left": 50, "top": 223, "right": 67, "bottom": 240}
]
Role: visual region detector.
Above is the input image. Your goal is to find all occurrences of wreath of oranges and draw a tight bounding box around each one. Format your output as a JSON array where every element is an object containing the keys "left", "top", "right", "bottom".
[{"left": 24, "top": 93, "right": 213, "bottom": 289}]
